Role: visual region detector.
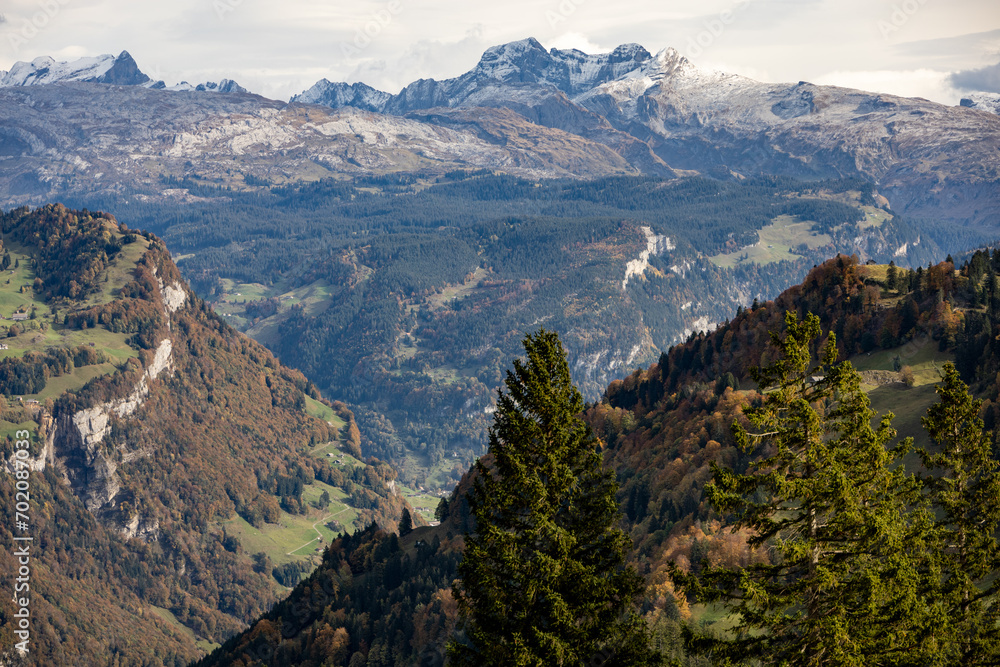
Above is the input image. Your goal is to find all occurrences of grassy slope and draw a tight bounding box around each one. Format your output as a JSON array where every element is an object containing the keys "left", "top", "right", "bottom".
[
  {"left": 710, "top": 199, "right": 888, "bottom": 269},
  {"left": 0, "top": 236, "right": 144, "bottom": 438},
  {"left": 304, "top": 395, "right": 346, "bottom": 428},
  {"left": 149, "top": 605, "right": 221, "bottom": 654},
  {"left": 210, "top": 277, "right": 336, "bottom": 338},
  {"left": 218, "top": 439, "right": 371, "bottom": 576}
]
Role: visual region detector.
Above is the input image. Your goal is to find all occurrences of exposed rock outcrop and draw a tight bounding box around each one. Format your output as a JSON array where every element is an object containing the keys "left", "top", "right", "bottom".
[
  {"left": 56, "top": 337, "right": 173, "bottom": 519},
  {"left": 623, "top": 225, "right": 674, "bottom": 289}
]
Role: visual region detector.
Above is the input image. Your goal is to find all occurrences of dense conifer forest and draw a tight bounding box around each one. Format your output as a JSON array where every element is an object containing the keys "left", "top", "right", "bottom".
[{"left": 64, "top": 173, "right": 937, "bottom": 489}]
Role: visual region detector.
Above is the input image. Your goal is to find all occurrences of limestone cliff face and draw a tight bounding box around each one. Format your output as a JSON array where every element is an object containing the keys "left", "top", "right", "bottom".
[
  {"left": 57, "top": 336, "right": 173, "bottom": 516},
  {"left": 42, "top": 271, "right": 187, "bottom": 539}
]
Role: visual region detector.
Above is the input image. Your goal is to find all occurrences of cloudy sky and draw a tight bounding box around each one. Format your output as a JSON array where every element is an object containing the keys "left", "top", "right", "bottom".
[{"left": 1, "top": 0, "right": 998, "bottom": 104}]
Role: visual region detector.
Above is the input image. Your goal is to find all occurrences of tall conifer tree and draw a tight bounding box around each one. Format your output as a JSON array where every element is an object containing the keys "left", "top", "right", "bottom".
[
  {"left": 449, "top": 329, "right": 656, "bottom": 666},
  {"left": 916, "top": 362, "right": 1000, "bottom": 664},
  {"left": 677, "top": 312, "right": 923, "bottom": 664}
]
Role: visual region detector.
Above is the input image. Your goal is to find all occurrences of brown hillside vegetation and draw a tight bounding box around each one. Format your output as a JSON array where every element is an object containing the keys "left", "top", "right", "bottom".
[
  {"left": 0, "top": 205, "right": 412, "bottom": 666},
  {"left": 157, "top": 250, "right": 1000, "bottom": 665}
]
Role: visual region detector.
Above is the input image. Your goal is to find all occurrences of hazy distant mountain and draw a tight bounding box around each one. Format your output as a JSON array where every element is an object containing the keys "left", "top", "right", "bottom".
[
  {"left": 295, "top": 38, "right": 1000, "bottom": 234},
  {"left": 0, "top": 50, "right": 250, "bottom": 95},
  {"left": 0, "top": 50, "right": 150, "bottom": 87},
  {"left": 0, "top": 81, "right": 639, "bottom": 209},
  {"left": 150, "top": 77, "right": 250, "bottom": 93}
]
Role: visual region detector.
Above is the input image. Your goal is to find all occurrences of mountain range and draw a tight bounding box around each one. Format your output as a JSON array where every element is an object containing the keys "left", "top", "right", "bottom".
[
  {"left": 0, "top": 37, "right": 989, "bottom": 492},
  {"left": 2, "top": 39, "right": 1000, "bottom": 664},
  {"left": 293, "top": 37, "right": 1000, "bottom": 235},
  {"left": 0, "top": 50, "right": 247, "bottom": 94},
  {"left": 0, "top": 40, "right": 997, "bottom": 238}
]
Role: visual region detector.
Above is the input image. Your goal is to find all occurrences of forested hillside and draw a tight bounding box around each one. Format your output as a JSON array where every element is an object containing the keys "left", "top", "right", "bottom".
[
  {"left": 0, "top": 205, "right": 413, "bottom": 665},
  {"left": 201, "top": 248, "right": 1000, "bottom": 665},
  {"left": 68, "top": 172, "right": 937, "bottom": 490}
]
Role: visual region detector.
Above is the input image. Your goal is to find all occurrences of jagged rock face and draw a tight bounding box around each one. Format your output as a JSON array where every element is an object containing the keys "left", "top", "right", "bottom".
[
  {"left": 92, "top": 51, "right": 151, "bottom": 86},
  {"left": 294, "top": 40, "right": 1000, "bottom": 232},
  {"left": 120, "top": 513, "right": 160, "bottom": 541},
  {"left": 0, "top": 51, "right": 149, "bottom": 87},
  {"left": 384, "top": 38, "right": 653, "bottom": 113},
  {"left": 42, "top": 269, "right": 186, "bottom": 531},
  {"left": 292, "top": 79, "right": 391, "bottom": 111},
  {"left": 56, "top": 337, "right": 174, "bottom": 515}
]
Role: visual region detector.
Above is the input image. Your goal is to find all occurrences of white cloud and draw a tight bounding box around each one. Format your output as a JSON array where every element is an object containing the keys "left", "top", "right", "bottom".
[
  {"left": 544, "top": 33, "right": 613, "bottom": 54},
  {"left": 340, "top": 26, "right": 492, "bottom": 94},
  {"left": 813, "top": 69, "right": 961, "bottom": 104}
]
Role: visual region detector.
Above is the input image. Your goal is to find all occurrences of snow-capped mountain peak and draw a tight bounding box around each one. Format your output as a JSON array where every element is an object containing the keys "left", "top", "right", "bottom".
[
  {"left": 291, "top": 79, "right": 391, "bottom": 112},
  {"left": 0, "top": 51, "right": 150, "bottom": 87},
  {"left": 0, "top": 51, "right": 250, "bottom": 95}
]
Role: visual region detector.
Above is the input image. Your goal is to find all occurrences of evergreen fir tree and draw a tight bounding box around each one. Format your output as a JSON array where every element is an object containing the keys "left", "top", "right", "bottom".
[
  {"left": 399, "top": 508, "right": 414, "bottom": 537},
  {"left": 915, "top": 362, "right": 1000, "bottom": 664},
  {"left": 887, "top": 260, "right": 898, "bottom": 292},
  {"left": 449, "top": 329, "right": 656, "bottom": 667},
  {"left": 675, "top": 312, "right": 923, "bottom": 665}
]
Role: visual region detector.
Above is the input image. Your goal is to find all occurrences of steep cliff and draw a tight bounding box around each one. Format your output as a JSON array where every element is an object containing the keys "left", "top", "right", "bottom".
[{"left": 0, "top": 205, "right": 412, "bottom": 665}]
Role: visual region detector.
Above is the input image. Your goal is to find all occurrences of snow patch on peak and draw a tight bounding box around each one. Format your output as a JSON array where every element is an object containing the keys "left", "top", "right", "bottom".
[
  {"left": 0, "top": 51, "right": 149, "bottom": 87},
  {"left": 485, "top": 37, "right": 547, "bottom": 59},
  {"left": 2, "top": 54, "right": 112, "bottom": 86},
  {"left": 153, "top": 78, "right": 249, "bottom": 94},
  {"left": 960, "top": 93, "right": 1000, "bottom": 115},
  {"left": 292, "top": 80, "right": 390, "bottom": 111}
]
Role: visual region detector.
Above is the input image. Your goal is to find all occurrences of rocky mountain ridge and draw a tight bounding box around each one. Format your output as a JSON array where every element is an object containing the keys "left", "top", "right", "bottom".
[
  {"left": 961, "top": 92, "right": 1000, "bottom": 115},
  {"left": 297, "top": 38, "right": 1000, "bottom": 235},
  {"left": 0, "top": 50, "right": 248, "bottom": 95},
  {"left": 0, "top": 40, "right": 997, "bottom": 237},
  {"left": 0, "top": 82, "right": 639, "bottom": 208}
]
